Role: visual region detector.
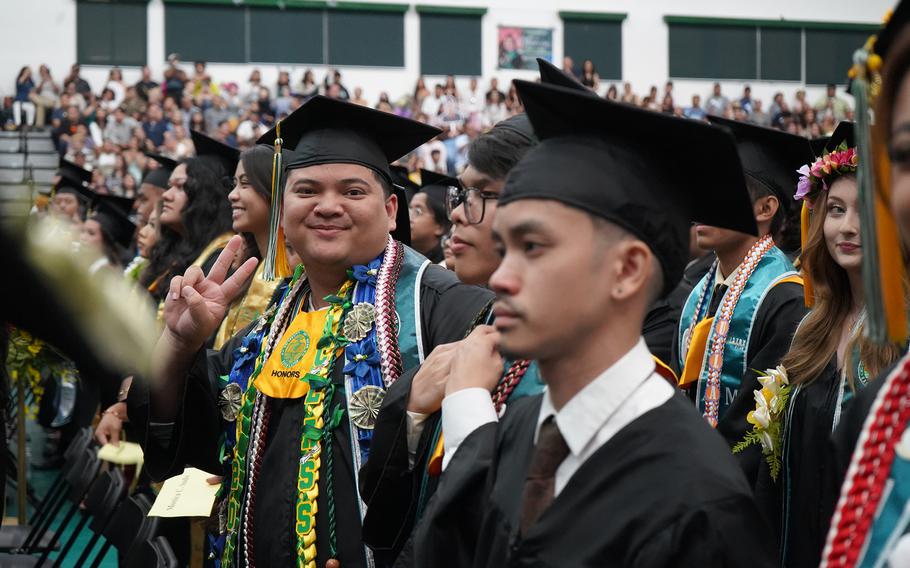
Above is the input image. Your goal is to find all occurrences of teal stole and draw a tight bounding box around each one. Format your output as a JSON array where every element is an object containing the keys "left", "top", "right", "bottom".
[
  {"left": 677, "top": 246, "right": 797, "bottom": 420},
  {"left": 393, "top": 245, "right": 432, "bottom": 370}
]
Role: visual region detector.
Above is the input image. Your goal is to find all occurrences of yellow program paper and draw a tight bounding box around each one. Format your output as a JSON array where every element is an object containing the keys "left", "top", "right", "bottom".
[
  {"left": 148, "top": 467, "right": 220, "bottom": 518},
  {"left": 97, "top": 442, "right": 144, "bottom": 465}
]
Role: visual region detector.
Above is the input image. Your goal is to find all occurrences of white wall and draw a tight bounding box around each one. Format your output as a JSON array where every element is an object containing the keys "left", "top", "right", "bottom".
[{"left": 0, "top": 0, "right": 896, "bottom": 110}]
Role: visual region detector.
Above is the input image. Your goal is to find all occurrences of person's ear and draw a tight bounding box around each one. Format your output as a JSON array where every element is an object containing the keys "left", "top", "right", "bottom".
[
  {"left": 609, "top": 239, "right": 652, "bottom": 302},
  {"left": 385, "top": 190, "right": 398, "bottom": 233},
  {"left": 754, "top": 195, "right": 779, "bottom": 224}
]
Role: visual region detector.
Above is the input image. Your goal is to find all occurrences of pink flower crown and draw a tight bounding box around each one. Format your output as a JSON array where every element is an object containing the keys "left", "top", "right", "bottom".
[{"left": 794, "top": 142, "right": 858, "bottom": 205}]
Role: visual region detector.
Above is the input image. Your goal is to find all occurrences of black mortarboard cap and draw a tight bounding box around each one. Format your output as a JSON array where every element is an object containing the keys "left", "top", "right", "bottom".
[
  {"left": 90, "top": 194, "right": 137, "bottom": 248},
  {"left": 708, "top": 115, "right": 814, "bottom": 208},
  {"left": 418, "top": 169, "right": 459, "bottom": 214},
  {"left": 536, "top": 58, "right": 590, "bottom": 94},
  {"left": 810, "top": 136, "right": 832, "bottom": 158},
  {"left": 825, "top": 121, "right": 855, "bottom": 153},
  {"left": 142, "top": 152, "right": 177, "bottom": 189},
  {"left": 54, "top": 158, "right": 94, "bottom": 201},
  {"left": 490, "top": 113, "right": 539, "bottom": 144},
  {"left": 256, "top": 95, "right": 441, "bottom": 183},
  {"left": 501, "top": 80, "right": 757, "bottom": 297},
  {"left": 390, "top": 165, "right": 421, "bottom": 203},
  {"left": 191, "top": 130, "right": 240, "bottom": 175}
]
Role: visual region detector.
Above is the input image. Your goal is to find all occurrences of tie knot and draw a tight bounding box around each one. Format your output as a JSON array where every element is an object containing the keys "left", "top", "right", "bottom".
[{"left": 528, "top": 417, "right": 569, "bottom": 479}]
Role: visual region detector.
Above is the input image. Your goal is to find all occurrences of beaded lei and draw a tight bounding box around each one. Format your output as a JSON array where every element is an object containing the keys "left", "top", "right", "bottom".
[
  {"left": 821, "top": 358, "right": 910, "bottom": 568},
  {"left": 682, "top": 234, "right": 776, "bottom": 427},
  {"left": 221, "top": 238, "right": 405, "bottom": 568}
]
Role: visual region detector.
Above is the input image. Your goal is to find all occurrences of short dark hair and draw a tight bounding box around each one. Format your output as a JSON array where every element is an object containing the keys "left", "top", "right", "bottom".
[
  {"left": 745, "top": 174, "right": 787, "bottom": 236},
  {"left": 467, "top": 125, "right": 537, "bottom": 181}
]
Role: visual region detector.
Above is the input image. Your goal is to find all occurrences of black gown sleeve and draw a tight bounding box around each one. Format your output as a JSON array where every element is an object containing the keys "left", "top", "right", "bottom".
[
  {"left": 719, "top": 281, "right": 807, "bottom": 487},
  {"left": 360, "top": 266, "right": 492, "bottom": 563},
  {"left": 130, "top": 322, "right": 252, "bottom": 481},
  {"left": 412, "top": 421, "right": 498, "bottom": 568},
  {"left": 631, "top": 496, "right": 777, "bottom": 568}
]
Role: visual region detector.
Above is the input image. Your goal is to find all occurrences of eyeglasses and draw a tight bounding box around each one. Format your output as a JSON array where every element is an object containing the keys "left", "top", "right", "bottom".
[{"left": 446, "top": 185, "right": 499, "bottom": 225}]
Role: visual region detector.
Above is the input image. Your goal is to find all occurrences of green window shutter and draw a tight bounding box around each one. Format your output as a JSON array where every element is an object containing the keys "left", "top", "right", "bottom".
[
  {"left": 668, "top": 23, "right": 757, "bottom": 80},
  {"left": 419, "top": 11, "right": 482, "bottom": 75},
  {"left": 805, "top": 28, "right": 875, "bottom": 85},
  {"left": 759, "top": 27, "right": 801, "bottom": 81},
  {"left": 77, "top": 0, "right": 148, "bottom": 66},
  {"left": 327, "top": 9, "right": 405, "bottom": 66},
  {"left": 164, "top": 3, "right": 245, "bottom": 63},
  {"left": 562, "top": 17, "right": 623, "bottom": 81},
  {"left": 249, "top": 6, "right": 324, "bottom": 64}
]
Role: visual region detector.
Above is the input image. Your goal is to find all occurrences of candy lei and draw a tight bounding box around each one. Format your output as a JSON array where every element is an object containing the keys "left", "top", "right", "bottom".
[
  {"left": 821, "top": 358, "right": 910, "bottom": 568},
  {"left": 701, "top": 234, "right": 775, "bottom": 427}
]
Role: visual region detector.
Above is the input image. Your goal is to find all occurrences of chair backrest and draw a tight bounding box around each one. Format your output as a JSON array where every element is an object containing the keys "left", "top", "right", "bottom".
[
  {"left": 124, "top": 535, "right": 178, "bottom": 568},
  {"left": 62, "top": 427, "right": 93, "bottom": 463},
  {"left": 64, "top": 448, "right": 100, "bottom": 501},
  {"left": 103, "top": 494, "right": 160, "bottom": 554},
  {"left": 84, "top": 469, "right": 126, "bottom": 532}
]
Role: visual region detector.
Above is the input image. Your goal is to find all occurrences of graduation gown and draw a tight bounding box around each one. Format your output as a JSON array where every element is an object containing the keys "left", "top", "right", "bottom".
[
  {"left": 754, "top": 357, "right": 842, "bottom": 566},
  {"left": 132, "top": 264, "right": 492, "bottom": 567},
  {"left": 671, "top": 280, "right": 806, "bottom": 488},
  {"left": 414, "top": 392, "right": 776, "bottom": 568}
]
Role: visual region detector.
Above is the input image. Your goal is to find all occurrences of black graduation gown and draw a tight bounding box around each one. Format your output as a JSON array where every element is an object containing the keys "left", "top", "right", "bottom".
[
  {"left": 132, "top": 264, "right": 492, "bottom": 567},
  {"left": 670, "top": 281, "right": 807, "bottom": 489},
  {"left": 413, "top": 391, "right": 776, "bottom": 568},
  {"left": 753, "top": 357, "right": 842, "bottom": 566},
  {"left": 644, "top": 253, "right": 714, "bottom": 365}
]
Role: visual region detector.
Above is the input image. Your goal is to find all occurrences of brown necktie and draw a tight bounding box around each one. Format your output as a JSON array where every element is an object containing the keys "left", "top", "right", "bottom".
[{"left": 518, "top": 416, "right": 570, "bottom": 535}]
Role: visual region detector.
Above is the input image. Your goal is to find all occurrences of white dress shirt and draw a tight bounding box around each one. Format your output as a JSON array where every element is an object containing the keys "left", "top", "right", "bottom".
[{"left": 441, "top": 339, "right": 674, "bottom": 496}]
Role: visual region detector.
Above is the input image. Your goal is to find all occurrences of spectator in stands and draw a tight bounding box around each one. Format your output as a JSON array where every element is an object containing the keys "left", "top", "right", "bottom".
[
  {"left": 706, "top": 82, "right": 728, "bottom": 116},
  {"left": 770, "top": 92, "right": 787, "bottom": 121},
  {"left": 486, "top": 77, "right": 506, "bottom": 104},
  {"left": 330, "top": 70, "right": 350, "bottom": 100},
  {"left": 813, "top": 83, "right": 850, "bottom": 121},
  {"left": 63, "top": 63, "right": 91, "bottom": 97},
  {"left": 581, "top": 59, "right": 600, "bottom": 92},
  {"left": 256, "top": 87, "right": 274, "bottom": 122},
  {"left": 646, "top": 86, "right": 661, "bottom": 111},
  {"left": 661, "top": 92, "right": 675, "bottom": 114},
  {"left": 204, "top": 96, "right": 232, "bottom": 134},
  {"left": 683, "top": 94, "right": 707, "bottom": 120},
  {"left": 88, "top": 108, "right": 108, "bottom": 147},
  {"left": 300, "top": 69, "right": 318, "bottom": 98},
  {"left": 606, "top": 84, "right": 618, "bottom": 101},
  {"left": 105, "top": 67, "right": 126, "bottom": 108},
  {"left": 143, "top": 103, "right": 169, "bottom": 148},
  {"left": 461, "top": 77, "right": 484, "bottom": 116},
  {"left": 216, "top": 120, "right": 237, "bottom": 147},
  {"left": 422, "top": 84, "right": 444, "bottom": 117},
  {"left": 13, "top": 66, "right": 36, "bottom": 128},
  {"left": 750, "top": 99, "right": 770, "bottom": 127},
  {"left": 483, "top": 89, "right": 507, "bottom": 127},
  {"left": 793, "top": 88, "right": 808, "bottom": 116},
  {"left": 30, "top": 64, "right": 59, "bottom": 128},
  {"left": 52, "top": 103, "right": 82, "bottom": 152},
  {"left": 121, "top": 86, "right": 147, "bottom": 117},
  {"left": 351, "top": 87, "right": 368, "bottom": 106},
  {"left": 135, "top": 65, "right": 159, "bottom": 102},
  {"left": 99, "top": 88, "right": 118, "bottom": 112},
  {"left": 739, "top": 85, "right": 753, "bottom": 114},
  {"left": 563, "top": 56, "right": 579, "bottom": 79},
  {"left": 96, "top": 138, "right": 118, "bottom": 176},
  {"left": 164, "top": 54, "right": 186, "bottom": 102},
  {"left": 444, "top": 75, "right": 459, "bottom": 99},
  {"left": 621, "top": 82, "right": 638, "bottom": 105}
]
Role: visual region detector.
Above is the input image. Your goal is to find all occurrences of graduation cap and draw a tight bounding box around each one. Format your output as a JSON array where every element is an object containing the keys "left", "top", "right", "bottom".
[
  {"left": 257, "top": 95, "right": 440, "bottom": 183},
  {"left": 809, "top": 136, "right": 831, "bottom": 158},
  {"left": 489, "top": 113, "right": 539, "bottom": 145},
  {"left": 255, "top": 96, "right": 441, "bottom": 278},
  {"left": 873, "top": 0, "right": 910, "bottom": 62},
  {"left": 54, "top": 158, "right": 94, "bottom": 202},
  {"left": 536, "top": 58, "right": 590, "bottom": 93},
  {"left": 418, "top": 169, "right": 459, "bottom": 223},
  {"left": 89, "top": 194, "right": 137, "bottom": 249},
  {"left": 825, "top": 121, "right": 855, "bottom": 153},
  {"left": 191, "top": 130, "right": 240, "bottom": 176},
  {"left": 501, "top": 80, "right": 757, "bottom": 297},
  {"left": 390, "top": 165, "right": 421, "bottom": 204},
  {"left": 142, "top": 153, "right": 177, "bottom": 190},
  {"left": 707, "top": 115, "right": 814, "bottom": 209}
]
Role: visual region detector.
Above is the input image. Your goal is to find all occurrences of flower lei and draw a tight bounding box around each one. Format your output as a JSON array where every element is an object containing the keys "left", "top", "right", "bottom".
[
  {"left": 795, "top": 143, "right": 858, "bottom": 204},
  {"left": 5, "top": 327, "right": 71, "bottom": 419},
  {"left": 733, "top": 365, "right": 792, "bottom": 481}
]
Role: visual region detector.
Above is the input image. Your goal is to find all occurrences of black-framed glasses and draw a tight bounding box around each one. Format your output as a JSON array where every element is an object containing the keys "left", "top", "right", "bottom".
[{"left": 446, "top": 185, "right": 499, "bottom": 225}]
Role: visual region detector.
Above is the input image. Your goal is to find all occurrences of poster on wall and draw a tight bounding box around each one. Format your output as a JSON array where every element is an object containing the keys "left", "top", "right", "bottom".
[{"left": 497, "top": 26, "right": 553, "bottom": 70}]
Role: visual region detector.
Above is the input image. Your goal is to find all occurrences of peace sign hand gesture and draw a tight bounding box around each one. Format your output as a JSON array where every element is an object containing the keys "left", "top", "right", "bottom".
[{"left": 163, "top": 235, "right": 258, "bottom": 351}]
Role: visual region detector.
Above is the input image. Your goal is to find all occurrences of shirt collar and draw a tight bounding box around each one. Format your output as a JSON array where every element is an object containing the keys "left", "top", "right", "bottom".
[
  {"left": 713, "top": 262, "right": 740, "bottom": 288},
  {"left": 535, "top": 338, "right": 656, "bottom": 457}
]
